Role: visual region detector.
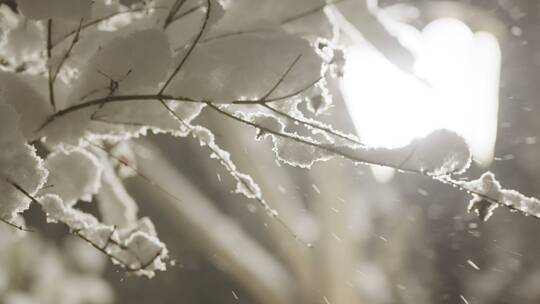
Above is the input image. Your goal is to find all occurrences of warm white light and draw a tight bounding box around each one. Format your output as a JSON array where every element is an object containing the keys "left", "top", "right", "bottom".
[{"left": 340, "top": 18, "right": 501, "bottom": 171}]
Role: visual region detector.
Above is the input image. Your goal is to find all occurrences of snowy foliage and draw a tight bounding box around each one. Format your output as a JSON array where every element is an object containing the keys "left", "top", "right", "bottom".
[
  {"left": 0, "top": 0, "right": 538, "bottom": 285},
  {"left": 0, "top": 101, "right": 47, "bottom": 221}
]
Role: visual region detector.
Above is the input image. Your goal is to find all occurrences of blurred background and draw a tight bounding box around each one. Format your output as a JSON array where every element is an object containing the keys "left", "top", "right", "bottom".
[{"left": 4, "top": 0, "right": 540, "bottom": 303}]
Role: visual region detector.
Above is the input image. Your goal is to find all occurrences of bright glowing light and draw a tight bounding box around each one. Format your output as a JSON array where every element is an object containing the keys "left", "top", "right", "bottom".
[{"left": 340, "top": 18, "right": 501, "bottom": 170}]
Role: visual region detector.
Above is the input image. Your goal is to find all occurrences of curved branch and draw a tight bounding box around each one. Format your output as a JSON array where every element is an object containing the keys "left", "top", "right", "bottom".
[
  {"left": 36, "top": 94, "right": 196, "bottom": 132},
  {"left": 205, "top": 102, "right": 422, "bottom": 174}
]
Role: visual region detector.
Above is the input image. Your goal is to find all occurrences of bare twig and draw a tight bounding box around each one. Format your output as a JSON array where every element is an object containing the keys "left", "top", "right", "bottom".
[
  {"left": 4, "top": 179, "right": 35, "bottom": 232},
  {"left": 163, "top": 0, "right": 188, "bottom": 29},
  {"left": 52, "top": 6, "right": 168, "bottom": 48},
  {"left": 232, "top": 76, "right": 323, "bottom": 104},
  {"left": 0, "top": 217, "right": 32, "bottom": 232},
  {"left": 46, "top": 19, "right": 56, "bottom": 112},
  {"left": 158, "top": 0, "right": 212, "bottom": 94},
  {"left": 36, "top": 81, "right": 327, "bottom": 132},
  {"left": 240, "top": 53, "right": 362, "bottom": 145},
  {"left": 260, "top": 54, "right": 303, "bottom": 101},
  {"left": 36, "top": 71, "right": 321, "bottom": 132},
  {"left": 73, "top": 228, "right": 161, "bottom": 272},
  {"left": 90, "top": 115, "right": 146, "bottom": 127},
  {"left": 52, "top": 18, "right": 84, "bottom": 83},
  {"left": 174, "top": 29, "right": 278, "bottom": 52},
  {"left": 35, "top": 94, "right": 196, "bottom": 132},
  {"left": 169, "top": 4, "right": 203, "bottom": 25}
]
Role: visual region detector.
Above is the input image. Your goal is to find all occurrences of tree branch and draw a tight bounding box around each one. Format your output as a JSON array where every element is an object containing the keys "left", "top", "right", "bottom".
[{"left": 205, "top": 102, "right": 422, "bottom": 174}]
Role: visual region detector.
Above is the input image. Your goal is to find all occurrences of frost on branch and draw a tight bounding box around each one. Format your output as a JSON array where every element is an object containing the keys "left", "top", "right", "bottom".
[
  {"left": 36, "top": 145, "right": 168, "bottom": 276},
  {"left": 0, "top": 101, "right": 47, "bottom": 221},
  {"left": 190, "top": 125, "right": 264, "bottom": 202},
  {"left": 247, "top": 112, "right": 334, "bottom": 168},
  {"left": 246, "top": 112, "right": 471, "bottom": 175},
  {"left": 453, "top": 172, "right": 540, "bottom": 221},
  {"left": 39, "top": 194, "right": 168, "bottom": 277},
  {"left": 363, "top": 129, "right": 472, "bottom": 175}
]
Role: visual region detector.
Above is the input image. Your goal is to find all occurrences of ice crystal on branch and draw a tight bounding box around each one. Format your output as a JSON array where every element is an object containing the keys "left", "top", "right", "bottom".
[{"left": 452, "top": 172, "right": 540, "bottom": 221}]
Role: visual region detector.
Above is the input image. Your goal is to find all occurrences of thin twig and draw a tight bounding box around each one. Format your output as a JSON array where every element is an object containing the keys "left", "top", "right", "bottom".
[
  {"left": 169, "top": 4, "right": 203, "bottom": 24},
  {"left": 3, "top": 179, "right": 37, "bottom": 232},
  {"left": 74, "top": 228, "right": 160, "bottom": 272},
  {"left": 37, "top": 72, "right": 322, "bottom": 132},
  {"left": 90, "top": 115, "right": 146, "bottom": 127},
  {"left": 174, "top": 29, "right": 278, "bottom": 52},
  {"left": 46, "top": 19, "right": 56, "bottom": 112},
  {"left": 201, "top": 29, "right": 278, "bottom": 44},
  {"left": 52, "top": 18, "right": 84, "bottom": 83},
  {"left": 232, "top": 77, "right": 323, "bottom": 104},
  {"left": 35, "top": 94, "right": 196, "bottom": 132},
  {"left": 163, "top": 0, "right": 188, "bottom": 29},
  {"left": 52, "top": 6, "right": 168, "bottom": 48},
  {"left": 261, "top": 103, "right": 363, "bottom": 146},
  {"left": 260, "top": 55, "right": 303, "bottom": 101},
  {"left": 0, "top": 217, "right": 32, "bottom": 232},
  {"left": 237, "top": 54, "right": 362, "bottom": 145},
  {"left": 158, "top": 0, "right": 212, "bottom": 94},
  {"left": 36, "top": 81, "right": 327, "bottom": 132}
]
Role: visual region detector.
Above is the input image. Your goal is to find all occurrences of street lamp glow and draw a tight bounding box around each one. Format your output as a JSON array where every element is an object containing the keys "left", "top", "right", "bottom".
[{"left": 340, "top": 18, "right": 501, "bottom": 174}]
